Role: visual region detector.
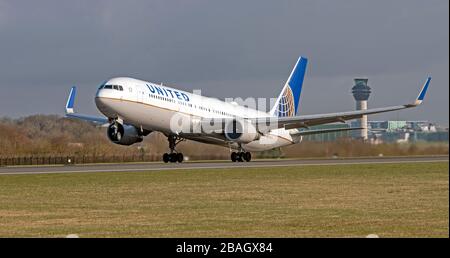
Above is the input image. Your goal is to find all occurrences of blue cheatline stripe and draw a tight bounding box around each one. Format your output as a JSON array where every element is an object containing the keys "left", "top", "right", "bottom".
[
  {"left": 67, "top": 86, "right": 76, "bottom": 109},
  {"left": 418, "top": 77, "right": 431, "bottom": 101},
  {"left": 288, "top": 57, "right": 308, "bottom": 115}
]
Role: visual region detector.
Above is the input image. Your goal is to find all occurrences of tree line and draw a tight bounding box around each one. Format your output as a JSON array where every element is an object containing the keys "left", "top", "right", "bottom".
[{"left": 0, "top": 115, "right": 447, "bottom": 159}]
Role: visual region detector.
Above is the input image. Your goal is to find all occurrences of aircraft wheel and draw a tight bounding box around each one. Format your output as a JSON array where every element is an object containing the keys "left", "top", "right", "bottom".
[
  {"left": 237, "top": 152, "right": 244, "bottom": 162},
  {"left": 170, "top": 153, "right": 177, "bottom": 163},
  {"left": 231, "top": 152, "right": 237, "bottom": 162},
  {"left": 177, "top": 153, "right": 184, "bottom": 163},
  {"left": 244, "top": 152, "right": 251, "bottom": 162},
  {"left": 163, "top": 153, "right": 169, "bottom": 163}
]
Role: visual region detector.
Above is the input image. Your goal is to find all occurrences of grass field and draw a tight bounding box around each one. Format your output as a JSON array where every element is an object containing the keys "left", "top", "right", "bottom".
[{"left": 0, "top": 162, "right": 448, "bottom": 237}]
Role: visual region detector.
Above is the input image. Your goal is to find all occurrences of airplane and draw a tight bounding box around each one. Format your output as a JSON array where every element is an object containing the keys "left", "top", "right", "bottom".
[{"left": 65, "top": 56, "right": 431, "bottom": 163}]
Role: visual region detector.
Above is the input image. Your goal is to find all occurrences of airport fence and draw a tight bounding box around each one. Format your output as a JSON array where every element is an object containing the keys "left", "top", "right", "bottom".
[{"left": 0, "top": 153, "right": 230, "bottom": 166}]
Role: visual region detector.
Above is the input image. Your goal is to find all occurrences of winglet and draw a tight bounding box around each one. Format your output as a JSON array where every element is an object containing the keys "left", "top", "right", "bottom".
[
  {"left": 412, "top": 77, "right": 431, "bottom": 106},
  {"left": 65, "top": 86, "right": 77, "bottom": 114}
]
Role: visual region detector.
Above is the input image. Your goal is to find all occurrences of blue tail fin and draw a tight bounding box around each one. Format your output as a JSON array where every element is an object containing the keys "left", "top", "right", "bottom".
[{"left": 270, "top": 56, "right": 308, "bottom": 117}]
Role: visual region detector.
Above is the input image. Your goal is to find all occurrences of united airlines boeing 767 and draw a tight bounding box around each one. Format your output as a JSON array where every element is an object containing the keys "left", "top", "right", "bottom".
[{"left": 65, "top": 57, "right": 431, "bottom": 163}]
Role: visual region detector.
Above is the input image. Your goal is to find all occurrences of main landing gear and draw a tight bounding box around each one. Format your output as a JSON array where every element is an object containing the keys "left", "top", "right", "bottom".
[
  {"left": 231, "top": 151, "right": 251, "bottom": 162},
  {"left": 162, "top": 135, "right": 185, "bottom": 163}
]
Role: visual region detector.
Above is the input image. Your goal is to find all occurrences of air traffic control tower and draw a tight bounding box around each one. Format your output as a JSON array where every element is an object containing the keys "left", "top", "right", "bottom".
[{"left": 352, "top": 78, "right": 371, "bottom": 140}]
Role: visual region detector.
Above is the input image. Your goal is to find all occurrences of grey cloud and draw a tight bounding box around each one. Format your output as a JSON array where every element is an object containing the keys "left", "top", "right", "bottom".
[{"left": 0, "top": 0, "right": 447, "bottom": 125}]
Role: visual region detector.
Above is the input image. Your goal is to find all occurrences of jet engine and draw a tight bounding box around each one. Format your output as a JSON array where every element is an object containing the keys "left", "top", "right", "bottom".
[
  {"left": 224, "top": 119, "right": 260, "bottom": 143},
  {"left": 107, "top": 123, "right": 149, "bottom": 146}
]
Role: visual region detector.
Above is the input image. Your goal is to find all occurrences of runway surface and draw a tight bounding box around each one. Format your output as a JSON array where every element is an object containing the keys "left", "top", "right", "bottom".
[{"left": 0, "top": 155, "right": 447, "bottom": 176}]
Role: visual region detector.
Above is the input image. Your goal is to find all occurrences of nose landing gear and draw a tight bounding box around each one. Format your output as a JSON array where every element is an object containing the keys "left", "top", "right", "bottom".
[{"left": 162, "top": 135, "right": 185, "bottom": 163}]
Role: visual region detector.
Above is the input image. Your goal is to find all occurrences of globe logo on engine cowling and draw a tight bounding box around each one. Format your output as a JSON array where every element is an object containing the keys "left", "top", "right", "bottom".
[{"left": 276, "top": 85, "right": 295, "bottom": 117}]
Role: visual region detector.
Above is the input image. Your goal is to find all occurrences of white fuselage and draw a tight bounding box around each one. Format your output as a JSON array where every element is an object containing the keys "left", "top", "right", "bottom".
[{"left": 95, "top": 77, "right": 301, "bottom": 151}]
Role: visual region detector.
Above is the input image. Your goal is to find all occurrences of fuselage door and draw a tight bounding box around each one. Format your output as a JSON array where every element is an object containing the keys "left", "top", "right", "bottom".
[{"left": 137, "top": 85, "right": 144, "bottom": 103}]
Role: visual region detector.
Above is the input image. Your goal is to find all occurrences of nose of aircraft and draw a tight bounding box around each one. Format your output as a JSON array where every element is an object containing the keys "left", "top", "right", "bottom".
[
  {"left": 96, "top": 81, "right": 106, "bottom": 98},
  {"left": 95, "top": 91, "right": 117, "bottom": 118},
  {"left": 95, "top": 80, "right": 126, "bottom": 118},
  {"left": 95, "top": 82, "right": 112, "bottom": 114},
  {"left": 96, "top": 82, "right": 118, "bottom": 99},
  {"left": 95, "top": 91, "right": 108, "bottom": 110},
  {"left": 96, "top": 88, "right": 106, "bottom": 98}
]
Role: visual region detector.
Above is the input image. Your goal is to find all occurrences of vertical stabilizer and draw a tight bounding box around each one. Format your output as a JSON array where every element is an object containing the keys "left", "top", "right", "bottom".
[{"left": 270, "top": 56, "right": 308, "bottom": 117}]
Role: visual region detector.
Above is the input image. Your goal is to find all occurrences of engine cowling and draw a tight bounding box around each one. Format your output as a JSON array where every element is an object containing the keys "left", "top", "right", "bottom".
[
  {"left": 224, "top": 119, "right": 260, "bottom": 143},
  {"left": 107, "top": 123, "right": 146, "bottom": 146}
]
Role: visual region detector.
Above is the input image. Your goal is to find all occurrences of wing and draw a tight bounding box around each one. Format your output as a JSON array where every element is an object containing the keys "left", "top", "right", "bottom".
[
  {"left": 179, "top": 133, "right": 230, "bottom": 147},
  {"left": 64, "top": 86, "right": 109, "bottom": 126},
  {"left": 255, "top": 77, "right": 431, "bottom": 131},
  {"left": 291, "top": 127, "right": 364, "bottom": 136}
]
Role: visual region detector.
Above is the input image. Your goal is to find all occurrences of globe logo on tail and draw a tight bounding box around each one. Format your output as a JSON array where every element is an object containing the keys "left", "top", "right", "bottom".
[{"left": 276, "top": 85, "right": 295, "bottom": 117}]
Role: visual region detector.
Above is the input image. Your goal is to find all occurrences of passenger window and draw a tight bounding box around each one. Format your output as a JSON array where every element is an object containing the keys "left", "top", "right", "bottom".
[
  {"left": 113, "top": 85, "right": 118, "bottom": 90},
  {"left": 119, "top": 86, "right": 123, "bottom": 91}
]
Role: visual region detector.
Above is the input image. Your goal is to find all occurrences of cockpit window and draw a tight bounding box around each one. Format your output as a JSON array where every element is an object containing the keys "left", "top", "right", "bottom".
[{"left": 102, "top": 84, "right": 123, "bottom": 91}]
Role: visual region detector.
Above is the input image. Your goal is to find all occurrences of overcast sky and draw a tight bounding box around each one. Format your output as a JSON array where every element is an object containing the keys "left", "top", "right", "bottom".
[{"left": 0, "top": 0, "right": 448, "bottom": 125}]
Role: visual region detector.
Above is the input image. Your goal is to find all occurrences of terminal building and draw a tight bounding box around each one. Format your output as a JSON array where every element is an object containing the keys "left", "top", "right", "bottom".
[
  {"left": 303, "top": 120, "right": 448, "bottom": 143},
  {"left": 350, "top": 120, "right": 449, "bottom": 143}
]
